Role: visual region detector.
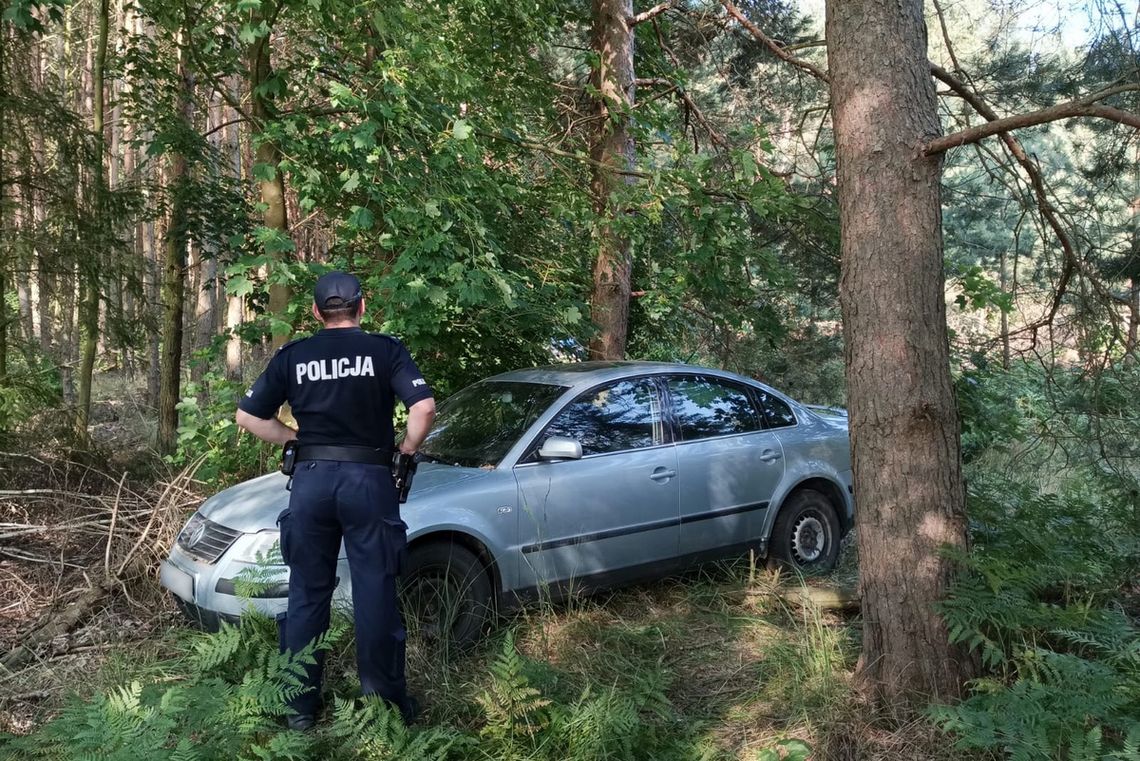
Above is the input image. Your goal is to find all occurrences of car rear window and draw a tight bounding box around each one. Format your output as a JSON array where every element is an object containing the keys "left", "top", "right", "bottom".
[
  {"left": 756, "top": 389, "right": 797, "bottom": 428},
  {"left": 668, "top": 376, "right": 763, "bottom": 440}
]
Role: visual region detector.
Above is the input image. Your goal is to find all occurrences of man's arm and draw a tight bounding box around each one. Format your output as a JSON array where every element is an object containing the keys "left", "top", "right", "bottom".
[
  {"left": 399, "top": 397, "right": 436, "bottom": 455},
  {"left": 236, "top": 409, "right": 297, "bottom": 446}
]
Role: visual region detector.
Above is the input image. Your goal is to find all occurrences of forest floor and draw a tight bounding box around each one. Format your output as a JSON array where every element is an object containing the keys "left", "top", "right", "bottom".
[{"left": 0, "top": 372, "right": 972, "bottom": 760}]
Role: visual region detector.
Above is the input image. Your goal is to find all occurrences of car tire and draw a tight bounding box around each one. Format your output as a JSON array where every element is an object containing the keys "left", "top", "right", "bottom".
[
  {"left": 766, "top": 489, "right": 841, "bottom": 574},
  {"left": 400, "top": 542, "right": 493, "bottom": 649}
]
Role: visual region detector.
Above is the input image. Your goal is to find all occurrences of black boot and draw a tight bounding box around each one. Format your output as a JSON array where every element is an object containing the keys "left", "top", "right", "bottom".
[
  {"left": 285, "top": 713, "right": 316, "bottom": 732},
  {"left": 394, "top": 695, "right": 420, "bottom": 726}
]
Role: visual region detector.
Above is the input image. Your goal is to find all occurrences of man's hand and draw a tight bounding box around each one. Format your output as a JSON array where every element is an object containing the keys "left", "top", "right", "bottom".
[
  {"left": 236, "top": 409, "right": 298, "bottom": 446},
  {"left": 400, "top": 397, "right": 436, "bottom": 455}
]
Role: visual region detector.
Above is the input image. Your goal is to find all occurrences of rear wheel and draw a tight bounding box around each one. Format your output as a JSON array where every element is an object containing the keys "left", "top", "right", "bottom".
[
  {"left": 400, "top": 542, "right": 493, "bottom": 649},
  {"left": 766, "top": 489, "right": 841, "bottom": 574}
]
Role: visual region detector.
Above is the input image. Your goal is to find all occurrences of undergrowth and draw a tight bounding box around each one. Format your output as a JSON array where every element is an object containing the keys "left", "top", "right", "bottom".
[
  {"left": 0, "top": 590, "right": 825, "bottom": 760},
  {"left": 933, "top": 470, "right": 1140, "bottom": 760}
]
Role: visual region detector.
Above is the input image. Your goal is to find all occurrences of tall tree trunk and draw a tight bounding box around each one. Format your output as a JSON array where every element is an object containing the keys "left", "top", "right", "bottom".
[
  {"left": 1126, "top": 272, "right": 1135, "bottom": 362},
  {"left": 156, "top": 39, "right": 193, "bottom": 454},
  {"left": 192, "top": 243, "right": 217, "bottom": 386},
  {"left": 248, "top": 15, "right": 292, "bottom": 350},
  {"left": 586, "top": 0, "right": 635, "bottom": 361},
  {"left": 826, "top": 0, "right": 973, "bottom": 703},
  {"left": 1127, "top": 192, "right": 1139, "bottom": 364},
  {"left": 145, "top": 220, "right": 160, "bottom": 404},
  {"left": 75, "top": 0, "right": 111, "bottom": 442},
  {"left": 59, "top": 265, "right": 77, "bottom": 407},
  {"left": 225, "top": 93, "right": 244, "bottom": 380},
  {"left": 0, "top": 21, "right": 9, "bottom": 383},
  {"left": 1000, "top": 247, "right": 1010, "bottom": 369}
]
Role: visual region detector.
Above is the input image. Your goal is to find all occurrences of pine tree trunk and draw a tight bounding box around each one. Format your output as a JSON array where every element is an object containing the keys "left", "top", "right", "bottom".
[
  {"left": 17, "top": 277, "right": 34, "bottom": 346},
  {"left": 0, "top": 21, "right": 9, "bottom": 383},
  {"left": 1000, "top": 247, "right": 1010, "bottom": 369},
  {"left": 192, "top": 243, "right": 217, "bottom": 386},
  {"left": 75, "top": 0, "right": 111, "bottom": 442},
  {"left": 826, "top": 0, "right": 974, "bottom": 703},
  {"left": 156, "top": 39, "right": 194, "bottom": 454},
  {"left": 145, "top": 220, "right": 160, "bottom": 404},
  {"left": 59, "top": 265, "right": 77, "bottom": 407},
  {"left": 36, "top": 252, "right": 50, "bottom": 354},
  {"left": 586, "top": 0, "right": 635, "bottom": 361},
  {"left": 225, "top": 92, "right": 244, "bottom": 381},
  {"left": 248, "top": 16, "right": 292, "bottom": 350},
  {"left": 225, "top": 293, "right": 243, "bottom": 380},
  {"left": 1128, "top": 275, "right": 1139, "bottom": 362}
]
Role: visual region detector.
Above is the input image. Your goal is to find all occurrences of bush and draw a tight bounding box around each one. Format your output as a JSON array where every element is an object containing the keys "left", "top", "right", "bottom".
[
  {"left": 933, "top": 472, "right": 1140, "bottom": 760},
  {"left": 173, "top": 362, "right": 276, "bottom": 488}
]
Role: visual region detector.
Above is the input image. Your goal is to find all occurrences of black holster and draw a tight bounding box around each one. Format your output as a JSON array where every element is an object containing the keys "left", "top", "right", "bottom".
[
  {"left": 392, "top": 452, "right": 417, "bottom": 504},
  {"left": 281, "top": 440, "right": 299, "bottom": 476}
]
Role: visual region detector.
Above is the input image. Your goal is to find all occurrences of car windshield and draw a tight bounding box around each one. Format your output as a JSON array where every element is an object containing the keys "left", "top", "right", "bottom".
[{"left": 420, "top": 380, "right": 567, "bottom": 468}]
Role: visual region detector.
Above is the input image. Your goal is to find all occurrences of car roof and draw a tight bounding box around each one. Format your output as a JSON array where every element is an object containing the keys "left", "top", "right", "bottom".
[{"left": 485, "top": 360, "right": 764, "bottom": 391}]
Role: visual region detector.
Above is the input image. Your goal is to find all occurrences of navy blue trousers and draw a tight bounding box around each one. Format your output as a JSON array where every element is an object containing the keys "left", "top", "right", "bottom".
[{"left": 278, "top": 460, "right": 408, "bottom": 716}]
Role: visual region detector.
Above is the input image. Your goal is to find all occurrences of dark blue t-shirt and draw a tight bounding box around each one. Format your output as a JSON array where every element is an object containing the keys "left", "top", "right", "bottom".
[{"left": 238, "top": 327, "right": 433, "bottom": 449}]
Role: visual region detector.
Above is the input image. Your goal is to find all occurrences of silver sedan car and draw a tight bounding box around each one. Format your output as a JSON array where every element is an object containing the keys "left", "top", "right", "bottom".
[{"left": 161, "top": 361, "right": 853, "bottom": 644}]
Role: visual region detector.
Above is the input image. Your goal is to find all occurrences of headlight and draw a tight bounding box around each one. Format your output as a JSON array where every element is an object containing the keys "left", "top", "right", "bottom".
[{"left": 230, "top": 530, "right": 283, "bottom": 565}]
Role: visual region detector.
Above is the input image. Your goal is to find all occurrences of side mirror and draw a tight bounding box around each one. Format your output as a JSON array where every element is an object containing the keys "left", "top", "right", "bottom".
[{"left": 537, "top": 436, "right": 583, "bottom": 461}]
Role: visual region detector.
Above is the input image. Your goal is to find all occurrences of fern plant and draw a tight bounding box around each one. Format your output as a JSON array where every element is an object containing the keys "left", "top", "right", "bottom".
[
  {"left": 1, "top": 614, "right": 336, "bottom": 761},
  {"left": 934, "top": 473, "right": 1140, "bottom": 759},
  {"left": 476, "top": 630, "right": 553, "bottom": 753}
]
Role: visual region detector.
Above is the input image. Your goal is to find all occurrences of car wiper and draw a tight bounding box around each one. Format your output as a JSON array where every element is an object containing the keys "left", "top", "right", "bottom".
[{"left": 416, "top": 451, "right": 447, "bottom": 465}]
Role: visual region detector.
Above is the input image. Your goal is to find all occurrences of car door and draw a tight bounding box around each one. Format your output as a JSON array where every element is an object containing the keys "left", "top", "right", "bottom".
[
  {"left": 513, "top": 377, "right": 679, "bottom": 588},
  {"left": 666, "top": 374, "right": 785, "bottom": 559}
]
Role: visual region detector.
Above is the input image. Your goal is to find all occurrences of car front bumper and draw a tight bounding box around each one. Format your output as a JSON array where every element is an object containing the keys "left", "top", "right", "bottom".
[{"left": 160, "top": 544, "right": 290, "bottom": 624}]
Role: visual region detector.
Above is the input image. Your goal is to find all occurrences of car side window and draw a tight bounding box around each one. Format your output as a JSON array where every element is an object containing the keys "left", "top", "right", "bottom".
[
  {"left": 756, "top": 388, "right": 797, "bottom": 428},
  {"left": 668, "top": 376, "right": 762, "bottom": 440},
  {"left": 542, "top": 379, "right": 662, "bottom": 456}
]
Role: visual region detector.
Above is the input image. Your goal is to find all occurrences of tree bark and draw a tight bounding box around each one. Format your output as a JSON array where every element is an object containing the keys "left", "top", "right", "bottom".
[
  {"left": 156, "top": 38, "right": 194, "bottom": 454},
  {"left": 192, "top": 243, "right": 217, "bottom": 387},
  {"left": 826, "top": 0, "right": 974, "bottom": 703},
  {"left": 225, "top": 92, "right": 244, "bottom": 380},
  {"left": 75, "top": 0, "right": 111, "bottom": 443},
  {"left": 248, "top": 13, "right": 292, "bottom": 350},
  {"left": 586, "top": 0, "right": 636, "bottom": 361},
  {"left": 1000, "top": 247, "right": 1010, "bottom": 370},
  {"left": 0, "top": 21, "right": 9, "bottom": 383},
  {"left": 145, "top": 220, "right": 160, "bottom": 405}
]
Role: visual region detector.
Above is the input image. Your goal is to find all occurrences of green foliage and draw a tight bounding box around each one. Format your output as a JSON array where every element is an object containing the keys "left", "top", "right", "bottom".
[
  {"left": 324, "top": 696, "right": 468, "bottom": 760},
  {"left": 955, "top": 361, "right": 1043, "bottom": 463},
  {"left": 0, "top": 615, "right": 334, "bottom": 760},
  {"left": 0, "top": 349, "right": 62, "bottom": 434},
  {"left": 475, "top": 631, "right": 552, "bottom": 749},
  {"left": 172, "top": 350, "right": 275, "bottom": 486},
  {"left": 2, "top": 615, "right": 725, "bottom": 760},
  {"left": 933, "top": 472, "right": 1140, "bottom": 759}
]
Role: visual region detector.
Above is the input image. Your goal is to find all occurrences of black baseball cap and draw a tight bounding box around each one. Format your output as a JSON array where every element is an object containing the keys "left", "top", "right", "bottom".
[{"left": 313, "top": 271, "right": 363, "bottom": 309}]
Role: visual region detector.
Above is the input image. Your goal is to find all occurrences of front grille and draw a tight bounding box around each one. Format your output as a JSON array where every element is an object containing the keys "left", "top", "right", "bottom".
[{"left": 177, "top": 514, "right": 242, "bottom": 564}]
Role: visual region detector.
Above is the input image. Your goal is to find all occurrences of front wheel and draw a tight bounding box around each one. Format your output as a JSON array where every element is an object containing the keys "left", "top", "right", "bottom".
[
  {"left": 400, "top": 542, "right": 493, "bottom": 649},
  {"left": 766, "top": 490, "right": 841, "bottom": 574}
]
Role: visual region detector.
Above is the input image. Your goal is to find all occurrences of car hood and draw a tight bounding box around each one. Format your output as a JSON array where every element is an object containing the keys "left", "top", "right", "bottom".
[{"left": 196, "top": 463, "right": 489, "bottom": 533}]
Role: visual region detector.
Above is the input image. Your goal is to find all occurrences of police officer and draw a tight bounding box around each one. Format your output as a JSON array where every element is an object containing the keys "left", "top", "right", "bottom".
[{"left": 235, "top": 271, "right": 436, "bottom": 730}]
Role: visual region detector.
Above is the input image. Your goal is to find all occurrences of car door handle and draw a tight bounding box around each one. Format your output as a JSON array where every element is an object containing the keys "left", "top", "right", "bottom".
[
  {"left": 759, "top": 450, "right": 782, "bottom": 463},
  {"left": 649, "top": 468, "right": 677, "bottom": 481}
]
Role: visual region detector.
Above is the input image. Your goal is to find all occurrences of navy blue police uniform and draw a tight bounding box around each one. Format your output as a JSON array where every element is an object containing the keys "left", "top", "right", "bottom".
[{"left": 238, "top": 299, "right": 432, "bottom": 721}]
